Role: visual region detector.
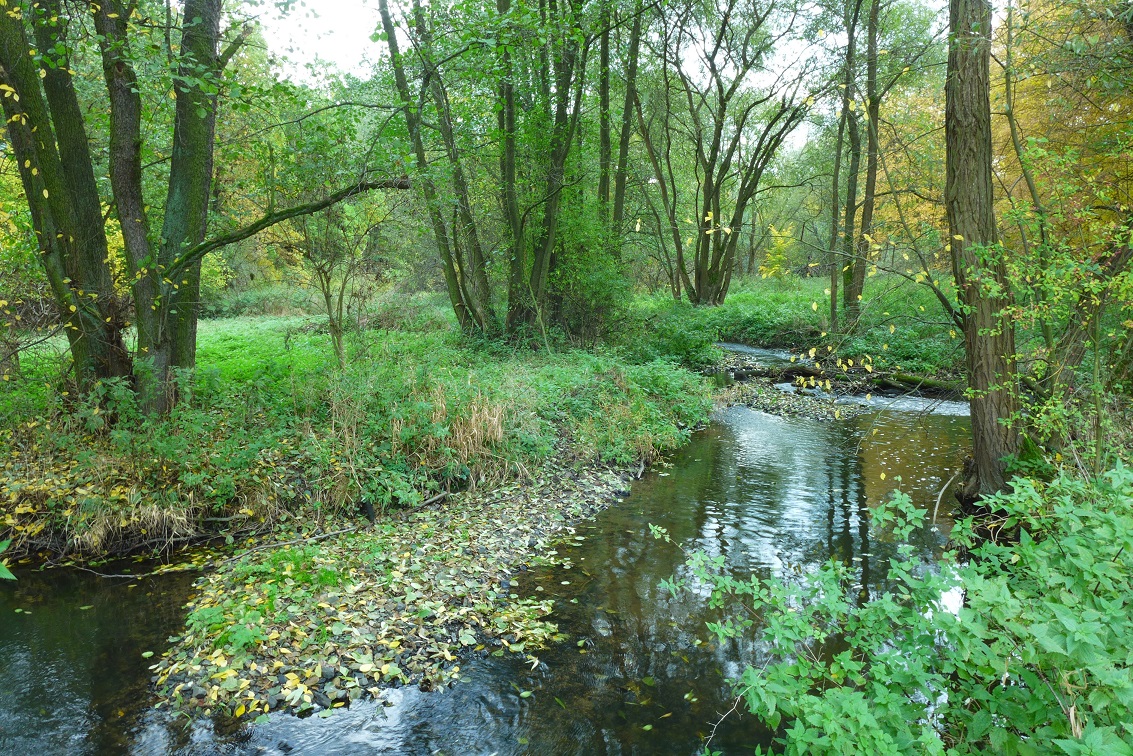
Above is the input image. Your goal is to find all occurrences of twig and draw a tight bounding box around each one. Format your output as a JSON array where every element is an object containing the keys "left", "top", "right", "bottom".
[
  {"left": 933, "top": 469, "right": 962, "bottom": 525},
  {"left": 219, "top": 526, "right": 360, "bottom": 566},
  {"left": 413, "top": 491, "right": 448, "bottom": 510}
]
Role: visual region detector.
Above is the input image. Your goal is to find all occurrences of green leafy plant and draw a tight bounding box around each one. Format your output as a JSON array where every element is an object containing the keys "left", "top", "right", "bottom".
[
  {"left": 665, "top": 467, "right": 1133, "bottom": 754},
  {"left": 0, "top": 538, "right": 15, "bottom": 580}
]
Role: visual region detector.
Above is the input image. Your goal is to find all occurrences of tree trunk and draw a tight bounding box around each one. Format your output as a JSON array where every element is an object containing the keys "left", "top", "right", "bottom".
[
  {"left": 498, "top": 0, "right": 528, "bottom": 332},
  {"left": 851, "top": 0, "right": 881, "bottom": 322},
  {"left": 378, "top": 0, "right": 471, "bottom": 333},
  {"left": 839, "top": 0, "right": 863, "bottom": 322},
  {"left": 946, "top": 0, "right": 1019, "bottom": 498},
  {"left": 0, "top": 7, "right": 130, "bottom": 392},
  {"left": 521, "top": 0, "right": 586, "bottom": 332},
  {"left": 597, "top": 0, "right": 611, "bottom": 220},
  {"left": 828, "top": 103, "right": 848, "bottom": 332},
  {"left": 611, "top": 0, "right": 643, "bottom": 232},
  {"left": 413, "top": 0, "right": 496, "bottom": 333}
]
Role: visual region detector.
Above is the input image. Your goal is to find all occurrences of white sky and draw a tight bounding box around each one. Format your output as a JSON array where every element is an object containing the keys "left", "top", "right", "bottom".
[{"left": 253, "top": 0, "right": 382, "bottom": 80}]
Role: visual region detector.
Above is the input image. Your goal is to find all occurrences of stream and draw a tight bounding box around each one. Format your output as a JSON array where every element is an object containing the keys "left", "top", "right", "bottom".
[{"left": 0, "top": 403, "right": 970, "bottom": 755}]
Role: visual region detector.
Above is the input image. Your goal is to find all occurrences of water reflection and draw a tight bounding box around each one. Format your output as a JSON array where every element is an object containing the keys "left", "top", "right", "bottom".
[
  {"left": 0, "top": 405, "right": 970, "bottom": 755},
  {"left": 0, "top": 565, "right": 196, "bottom": 755}
]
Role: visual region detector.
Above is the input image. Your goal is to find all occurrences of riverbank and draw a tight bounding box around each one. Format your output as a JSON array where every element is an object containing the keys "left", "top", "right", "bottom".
[
  {"left": 0, "top": 288, "right": 967, "bottom": 725},
  {"left": 147, "top": 336, "right": 893, "bottom": 721},
  {"left": 0, "top": 312, "right": 712, "bottom": 560}
]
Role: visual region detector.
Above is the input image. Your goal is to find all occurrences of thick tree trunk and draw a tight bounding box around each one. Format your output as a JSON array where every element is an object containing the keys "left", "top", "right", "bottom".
[
  {"left": 0, "top": 7, "right": 129, "bottom": 391},
  {"left": 946, "top": 0, "right": 1019, "bottom": 498},
  {"left": 140, "top": 0, "right": 222, "bottom": 412}
]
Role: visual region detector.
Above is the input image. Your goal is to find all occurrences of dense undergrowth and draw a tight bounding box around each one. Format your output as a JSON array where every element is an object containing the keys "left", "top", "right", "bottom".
[
  {"left": 0, "top": 303, "right": 710, "bottom": 557},
  {"left": 674, "top": 465, "right": 1133, "bottom": 754}
]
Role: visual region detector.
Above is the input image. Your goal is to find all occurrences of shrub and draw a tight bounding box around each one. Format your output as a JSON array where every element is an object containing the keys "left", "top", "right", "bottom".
[{"left": 662, "top": 466, "right": 1133, "bottom": 754}]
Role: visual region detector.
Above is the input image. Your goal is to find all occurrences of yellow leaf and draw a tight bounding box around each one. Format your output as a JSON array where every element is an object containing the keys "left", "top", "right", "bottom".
[
  {"left": 234, "top": 704, "right": 246, "bottom": 717},
  {"left": 811, "top": 301, "right": 818, "bottom": 311}
]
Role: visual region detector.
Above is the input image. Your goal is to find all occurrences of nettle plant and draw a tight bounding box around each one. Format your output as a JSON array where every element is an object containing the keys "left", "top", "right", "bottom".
[{"left": 657, "top": 466, "right": 1133, "bottom": 755}]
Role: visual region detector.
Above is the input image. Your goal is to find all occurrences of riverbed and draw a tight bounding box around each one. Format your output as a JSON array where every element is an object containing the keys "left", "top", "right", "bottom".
[{"left": 0, "top": 403, "right": 970, "bottom": 754}]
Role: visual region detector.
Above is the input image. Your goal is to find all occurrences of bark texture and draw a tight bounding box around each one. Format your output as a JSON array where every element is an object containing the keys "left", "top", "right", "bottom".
[{"left": 945, "top": 0, "right": 1020, "bottom": 497}]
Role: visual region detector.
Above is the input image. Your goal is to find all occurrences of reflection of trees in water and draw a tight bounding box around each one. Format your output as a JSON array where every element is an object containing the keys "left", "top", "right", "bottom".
[
  {"left": 0, "top": 567, "right": 197, "bottom": 754},
  {"left": 518, "top": 408, "right": 973, "bottom": 753}
]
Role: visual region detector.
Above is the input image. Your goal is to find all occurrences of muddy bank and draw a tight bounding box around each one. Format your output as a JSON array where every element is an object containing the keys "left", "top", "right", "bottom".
[{"left": 152, "top": 460, "right": 636, "bottom": 720}]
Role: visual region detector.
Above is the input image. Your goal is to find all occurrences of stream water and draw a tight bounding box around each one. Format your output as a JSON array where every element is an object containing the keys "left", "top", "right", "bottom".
[{"left": 0, "top": 404, "right": 970, "bottom": 755}]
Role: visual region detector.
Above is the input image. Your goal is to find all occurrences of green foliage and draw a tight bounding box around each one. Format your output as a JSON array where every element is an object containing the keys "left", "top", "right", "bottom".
[
  {"left": 621, "top": 299, "right": 723, "bottom": 369},
  {"left": 758, "top": 224, "right": 795, "bottom": 279},
  {"left": 624, "top": 276, "right": 964, "bottom": 376},
  {"left": 551, "top": 239, "right": 634, "bottom": 345},
  {"left": 0, "top": 312, "right": 711, "bottom": 555},
  {"left": 669, "top": 467, "right": 1133, "bottom": 754},
  {"left": 0, "top": 538, "right": 15, "bottom": 580},
  {"left": 200, "top": 284, "right": 322, "bottom": 319}
]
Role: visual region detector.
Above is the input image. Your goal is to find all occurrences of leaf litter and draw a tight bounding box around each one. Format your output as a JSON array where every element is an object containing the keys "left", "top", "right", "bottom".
[{"left": 152, "top": 460, "right": 634, "bottom": 720}]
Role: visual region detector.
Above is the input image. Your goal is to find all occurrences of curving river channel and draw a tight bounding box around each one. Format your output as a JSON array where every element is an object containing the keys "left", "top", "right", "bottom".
[{"left": 0, "top": 401, "right": 970, "bottom": 755}]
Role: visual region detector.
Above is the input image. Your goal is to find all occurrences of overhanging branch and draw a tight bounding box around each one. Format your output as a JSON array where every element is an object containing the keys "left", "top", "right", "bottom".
[{"left": 168, "top": 177, "right": 410, "bottom": 279}]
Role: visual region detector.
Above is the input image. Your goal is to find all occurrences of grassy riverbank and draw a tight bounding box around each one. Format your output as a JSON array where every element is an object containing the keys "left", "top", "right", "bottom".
[
  {"left": 627, "top": 276, "right": 967, "bottom": 377},
  {"left": 0, "top": 277, "right": 971, "bottom": 559},
  {"left": 0, "top": 278, "right": 1038, "bottom": 726},
  {"left": 0, "top": 304, "right": 711, "bottom": 557}
]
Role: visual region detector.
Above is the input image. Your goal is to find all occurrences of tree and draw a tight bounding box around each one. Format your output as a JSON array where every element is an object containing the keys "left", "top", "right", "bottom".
[
  {"left": 945, "top": 0, "right": 1019, "bottom": 497},
  {"left": 638, "top": 0, "right": 811, "bottom": 305},
  {"left": 0, "top": 1, "right": 406, "bottom": 412}
]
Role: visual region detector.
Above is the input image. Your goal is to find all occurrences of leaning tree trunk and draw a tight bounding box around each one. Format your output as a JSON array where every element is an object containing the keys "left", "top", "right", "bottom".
[{"left": 945, "top": 0, "right": 1019, "bottom": 498}]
